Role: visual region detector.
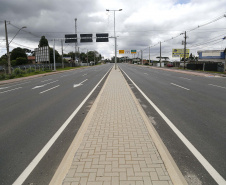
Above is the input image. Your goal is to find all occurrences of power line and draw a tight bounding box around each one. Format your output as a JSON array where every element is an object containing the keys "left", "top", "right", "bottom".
[
  {"left": 188, "top": 14, "right": 226, "bottom": 32},
  {"left": 9, "top": 22, "right": 41, "bottom": 38}
]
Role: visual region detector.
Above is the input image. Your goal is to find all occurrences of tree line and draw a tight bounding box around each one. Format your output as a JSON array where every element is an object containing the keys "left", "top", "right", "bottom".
[{"left": 0, "top": 36, "right": 102, "bottom": 67}]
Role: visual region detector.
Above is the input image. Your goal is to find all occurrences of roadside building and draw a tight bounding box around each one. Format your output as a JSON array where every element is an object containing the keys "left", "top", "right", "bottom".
[
  {"left": 63, "top": 57, "right": 72, "bottom": 62},
  {"left": 197, "top": 50, "right": 225, "bottom": 62},
  {"left": 187, "top": 50, "right": 226, "bottom": 72},
  {"left": 27, "top": 56, "right": 36, "bottom": 64}
]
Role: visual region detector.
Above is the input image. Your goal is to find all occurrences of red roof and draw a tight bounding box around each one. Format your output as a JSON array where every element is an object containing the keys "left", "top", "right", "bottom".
[{"left": 28, "top": 56, "right": 35, "bottom": 60}]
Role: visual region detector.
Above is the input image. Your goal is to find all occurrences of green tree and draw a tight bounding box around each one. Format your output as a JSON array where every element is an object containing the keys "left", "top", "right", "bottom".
[
  {"left": 0, "top": 54, "right": 7, "bottom": 66},
  {"left": 39, "top": 36, "right": 49, "bottom": 47},
  {"left": 49, "top": 47, "right": 60, "bottom": 63},
  {"left": 11, "top": 47, "right": 27, "bottom": 61},
  {"left": 23, "top": 48, "right": 34, "bottom": 56},
  {"left": 80, "top": 52, "right": 87, "bottom": 62},
  {"left": 16, "top": 57, "right": 28, "bottom": 65}
]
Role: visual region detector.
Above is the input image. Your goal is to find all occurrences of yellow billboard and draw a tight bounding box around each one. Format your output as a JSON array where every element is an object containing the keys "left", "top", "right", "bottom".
[{"left": 172, "top": 49, "right": 189, "bottom": 58}]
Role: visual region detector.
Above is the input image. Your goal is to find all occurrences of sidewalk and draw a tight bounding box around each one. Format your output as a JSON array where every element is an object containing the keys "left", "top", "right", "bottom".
[{"left": 50, "top": 68, "right": 187, "bottom": 185}]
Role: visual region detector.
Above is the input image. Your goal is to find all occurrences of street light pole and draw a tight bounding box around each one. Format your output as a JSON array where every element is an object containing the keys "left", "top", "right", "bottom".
[
  {"left": 106, "top": 9, "right": 122, "bottom": 70},
  {"left": 5, "top": 20, "right": 11, "bottom": 74},
  {"left": 160, "top": 42, "right": 162, "bottom": 67},
  {"left": 4, "top": 20, "right": 26, "bottom": 74}
]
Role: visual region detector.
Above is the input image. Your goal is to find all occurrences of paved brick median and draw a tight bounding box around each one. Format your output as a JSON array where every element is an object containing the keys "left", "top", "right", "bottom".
[{"left": 63, "top": 68, "right": 173, "bottom": 185}]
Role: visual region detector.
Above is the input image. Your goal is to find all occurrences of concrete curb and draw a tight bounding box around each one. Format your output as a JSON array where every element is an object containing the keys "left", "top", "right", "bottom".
[
  {"left": 120, "top": 68, "right": 188, "bottom": 185},
  {"left": 49, "top": 67, "right": 111, "bottom": 185}
]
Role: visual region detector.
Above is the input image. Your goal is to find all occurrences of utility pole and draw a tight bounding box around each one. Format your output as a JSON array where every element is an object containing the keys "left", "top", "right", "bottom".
[
  {"left": 53, "top": 39, "right": 56, "bottom": 71},
  {"left": 87, "top": 49, "right": 88, "bottom": 66},
  {"left": 141, "top": 50, "right": 143, "bottom": 65},
  {"left": 78, "top": 47, "right": 80, "bottom": 65},
  {"left": 183, "top": 31, "right": 187, "bottom": 69},
  {"left": 75, "top": 18, "right": 77, "bottom": 64},
  {"left": 61, "top": 39, "right": 64, "bottom": 68},
  {"left": 160, "top": 42, "right": 162, "bottom": 67},
  {"left": 149, "top": 46, "right": 150, "bottom": 66},
  {"left": 94, "top": 52, "right": 95, "bottom": 65},
  {"left": 5, "top": 20, "right": 11, "bottom": 74}
]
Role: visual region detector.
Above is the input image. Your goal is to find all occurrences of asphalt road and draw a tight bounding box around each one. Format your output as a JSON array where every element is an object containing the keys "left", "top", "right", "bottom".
[
  {"left": 119, "top": 63, "right": 226, "bottom": 185},
  {"left": 0, "top": 64, "right": 113, "bottom": 185}
]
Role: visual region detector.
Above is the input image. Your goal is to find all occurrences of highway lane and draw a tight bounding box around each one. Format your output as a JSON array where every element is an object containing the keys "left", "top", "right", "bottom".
[
  {"left": 119, "top": 63, "right": 226, "bottom": 185},
  {"left": 0, "top": 64, "right": 113, "bottom": 185}
]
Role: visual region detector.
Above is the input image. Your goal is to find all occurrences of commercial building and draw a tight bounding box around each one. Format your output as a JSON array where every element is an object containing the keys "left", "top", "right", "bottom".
[{"left": 197, "top": 50, "right": 225, "bottom": 62}]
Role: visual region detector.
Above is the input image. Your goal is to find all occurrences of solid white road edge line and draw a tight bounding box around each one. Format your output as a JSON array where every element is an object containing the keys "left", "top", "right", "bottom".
[
  {"left": 171, "top": 83, "right": 190, "bottom": 90},
  {"left": 12, "top": 66, "right": 112, "bottom": 185},
  {"left": 120, "top": 68, "right": 226, "bottom": 185}
]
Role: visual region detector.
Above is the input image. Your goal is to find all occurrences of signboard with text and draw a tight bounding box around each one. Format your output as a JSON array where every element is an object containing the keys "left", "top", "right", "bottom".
[
  {"left": 172, "top": 49, "right": 190, "bottom": 58},
  {"left": 131, "top": 50, "right": 136, "bottom": 54},
  {"left": 35, "top": 46, "right": 50, "bottom": 63},
  {"left": 119, "top": 50, "right": 125, "bottom": 54}
]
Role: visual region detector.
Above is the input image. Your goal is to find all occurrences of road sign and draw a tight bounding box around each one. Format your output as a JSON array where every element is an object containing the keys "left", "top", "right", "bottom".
[
  {"left": 65, "top": 34, "right": 77, "bottom": 43},
  {"left": 131, "top": 50, "right": 136, "bottom": 54},
  {"left": 119, "top": 50, "right": 125, "bottom": 54},
  {"left": 80, "top": 34, "right": 93, "bottom": 42},
  {"left": 96, "top": 33, "right": 109, "bottom": 42}
]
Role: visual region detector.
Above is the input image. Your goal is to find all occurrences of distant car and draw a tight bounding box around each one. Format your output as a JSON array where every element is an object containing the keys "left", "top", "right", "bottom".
[{"left": 167, "top": 63, "right": 173, "bottom": 67}]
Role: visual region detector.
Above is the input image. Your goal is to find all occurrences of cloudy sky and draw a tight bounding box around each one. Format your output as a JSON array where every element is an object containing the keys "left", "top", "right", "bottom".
[{"left": 0, "top": 0, "right": 226, "bottom": 61}]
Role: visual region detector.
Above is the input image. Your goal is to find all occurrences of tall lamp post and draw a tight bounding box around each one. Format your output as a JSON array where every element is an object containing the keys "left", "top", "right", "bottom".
[
  {"left": 106, "top": 9, "right": 122, "bottom": 70},
  {"left": 5, "top": 20, "right": 26, "bottom": 74}
]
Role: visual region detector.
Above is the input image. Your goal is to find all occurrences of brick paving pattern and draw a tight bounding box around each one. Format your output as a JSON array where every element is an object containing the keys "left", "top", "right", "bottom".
[{"left": 63, "top": 68, "right": 173, "bottom": 185}]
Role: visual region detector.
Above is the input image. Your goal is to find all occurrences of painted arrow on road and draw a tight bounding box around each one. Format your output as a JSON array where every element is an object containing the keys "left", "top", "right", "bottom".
[
  {"left": 73, "top": 79, "right": 88, "bottom": 88},
  {"left": 32, "top": 80, "right": 59, "bottom": 89}
]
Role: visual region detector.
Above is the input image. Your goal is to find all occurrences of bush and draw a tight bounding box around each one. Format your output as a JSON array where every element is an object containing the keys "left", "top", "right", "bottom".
[
  {"left": 27, "top": 68, "right": 35, "bottom": 73},
  {"left": 45, "top": 69, "right": 52, "bottom": 72},
  {"left": 0, "top": 74, "right": 7, "bottom": 80},
  {"left": 9, "top": 74, "right": 16, "bottom": 79},
  {"left": 13, "top": 68, "right": 24, "bottom": 76}
]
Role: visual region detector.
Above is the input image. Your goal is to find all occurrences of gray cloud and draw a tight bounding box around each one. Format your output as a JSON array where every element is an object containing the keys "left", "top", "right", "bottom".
[{"left": 0, "top": 0, "right": 225, "bottom": 60}]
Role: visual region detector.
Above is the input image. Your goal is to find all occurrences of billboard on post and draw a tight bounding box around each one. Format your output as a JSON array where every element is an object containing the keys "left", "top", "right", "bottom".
[
  {"left": 35, "top": 46, "right": 50, "bottom": 63},
  {"left": 172, "top": 49, "right": 190, "bottom": 58}
]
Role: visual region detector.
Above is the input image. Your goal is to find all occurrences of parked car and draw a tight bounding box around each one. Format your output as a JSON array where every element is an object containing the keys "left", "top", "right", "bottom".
[{"left": 167, "top": 63, "right": 173, "bottom": 67}]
